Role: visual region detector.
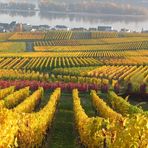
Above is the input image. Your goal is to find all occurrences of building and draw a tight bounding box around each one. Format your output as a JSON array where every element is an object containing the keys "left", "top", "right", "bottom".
[
  {"left": 142, "top": 30, "right": 148, "bottom": 33},
  {"left": 141, "top": 28, "right": 148, "bottom": 33},
  {"left": 110, "top": 29, "right": 118, "bottom": 32},
  {"left": 14, "top": 23, "right": 23, "bottom": 32},
  {"left": 71, "top": 27, "right": 87, "bottom": 31},
  {"left": 23, "top": 24, "right": 32, "bottom": 32},
  {"left": 120, "top": 28, "right": 131, "bottom": 33},
  {"left": 0, "top": 23, "right": 10, "bottom": 32},
  {"left": 98, "top": 26, "right": 113, "bottom": 31},
  {"left": 32, "top": 25, "right": 39, "bottom": 30},
  {"left": 0, "top": 26, "right": 4, "bottom": 32},
  {"left": 9, "top": 21, "right": 17, "bottom": 32},
  {"left": 10, "top": 21, "right": 16, "bottom": 28},
  {"left": 55, "top": 25, "right": 69, "bottom": 31},
  {"left": 89, "top": 28, "right": 97, "bottom": 31},
  {"left": 38, "top": 25, "right": 51, "bottom": 31}
]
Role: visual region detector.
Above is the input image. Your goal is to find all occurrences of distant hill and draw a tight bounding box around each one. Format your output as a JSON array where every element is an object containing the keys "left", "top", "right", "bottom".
[
  {"left": 0, "top": 0, "right": 147, "bottom": 16},
  {"left": 39, "top": 0, "right": 148, "bottom": 16},
  {"left": 39, "top": 0, "right": 148, "bottom": 6}
]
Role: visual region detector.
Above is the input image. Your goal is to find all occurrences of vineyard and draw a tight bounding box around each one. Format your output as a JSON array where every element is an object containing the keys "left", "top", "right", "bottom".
[
  {"left": 0, "top": 30, "right": 148, "bottom": 147},
  {"left": 0, "top": 42, "right": 26, "bottom": 52}
]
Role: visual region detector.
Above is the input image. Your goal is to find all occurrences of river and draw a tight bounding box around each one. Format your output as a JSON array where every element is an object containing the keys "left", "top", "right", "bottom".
[{"left": 0, "top": 0, "right": 147, "bottom": 32}]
